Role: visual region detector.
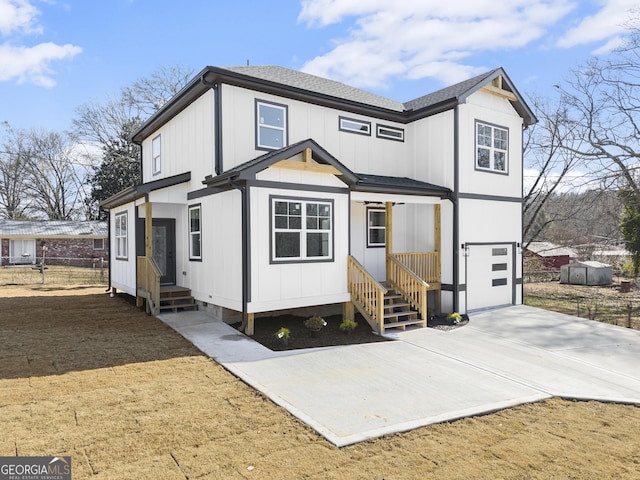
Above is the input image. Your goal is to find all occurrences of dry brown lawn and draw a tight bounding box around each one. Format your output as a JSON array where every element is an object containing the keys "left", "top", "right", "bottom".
[{"left": 1, "top": 284, "right": 640, "bottom": 479}]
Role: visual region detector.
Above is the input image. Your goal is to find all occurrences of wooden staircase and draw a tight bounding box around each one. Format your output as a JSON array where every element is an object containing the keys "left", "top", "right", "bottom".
[
  {"left": 383, "top": 289, "right": 427, "bottom": 331},
  {"left": 158, "top": 286, "right": 198, "bottom": 312}
]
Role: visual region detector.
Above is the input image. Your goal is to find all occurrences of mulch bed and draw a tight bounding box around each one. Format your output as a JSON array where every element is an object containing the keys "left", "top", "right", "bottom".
[{"left": 237, "top": 312, "right": 469, "bottom": 351}]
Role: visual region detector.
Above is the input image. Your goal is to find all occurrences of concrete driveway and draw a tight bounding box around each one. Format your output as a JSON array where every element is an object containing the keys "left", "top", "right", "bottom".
[{"left": 159, "top": 305, "right": 640, "bottom": 447}]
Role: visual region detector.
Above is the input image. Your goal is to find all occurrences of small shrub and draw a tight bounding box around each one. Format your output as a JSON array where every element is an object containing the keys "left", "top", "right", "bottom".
[
  {"left": 447, "top": 312, "right": 463, "bottom": 324},
  {"left": 339, "top": 319, "right": 358, "bottom": 332},
  {"left": 274, "top": 327, "right": 290, "bottom": 341},
  {"left": 304, "top": 314, "right": 327, "bottom": 331}
]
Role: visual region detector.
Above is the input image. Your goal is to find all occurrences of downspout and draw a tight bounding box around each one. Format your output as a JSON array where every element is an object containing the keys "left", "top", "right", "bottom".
[
  {"left": 201, "top": 74, "right": 223, "bottom": 175},
  {"left": 452, "top": 105, "right": 460, "bottom": 312},
  {"left": 106, "top": 209, "right": 112, "bottom": 294},
  {"left": 230, "top": 178, "right": 250, "bottom": 324}
]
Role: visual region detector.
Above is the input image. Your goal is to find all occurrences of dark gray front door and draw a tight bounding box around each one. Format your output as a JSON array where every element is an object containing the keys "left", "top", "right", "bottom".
[{"left": 152, "top": 219, "right": 176, "bottom": 285}]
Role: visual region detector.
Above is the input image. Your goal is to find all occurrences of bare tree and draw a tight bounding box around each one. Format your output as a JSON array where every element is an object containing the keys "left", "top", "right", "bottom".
[
  {"left": 0, "top": 122, "right": 30, "bottom": 219},
  {"left": 24, "top": 129, "right": 86, "bottom": 220},
  {"left": 72, "top": 64, "right": 194, "bottom": 216},
  {"left": 1, "top": 125, "right": 88, "bottom": 219},
  {"left": 121, "top": 64, "right": 195, "bottom": 118},
  {"left": 522, "top": 95, "right": 588, "bottom": 245},
  {"left": 557, "top": 23, "right": 640, "bottom": 196}
]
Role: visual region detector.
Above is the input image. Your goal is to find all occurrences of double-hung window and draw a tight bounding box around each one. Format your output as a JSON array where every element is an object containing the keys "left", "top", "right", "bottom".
[
  {"left": 115, "top": 212, "right": 128, "bottom": 259},
  {"left": 256, "top": 100, "right": 287, "bottom": 150},
  {"left": 271, "top": 197, "right": 333, "bottom": 262},
  {"left": 367, "top": 207, "right": 386, "bottom": 247},
  {"left": 189, "top": 205, "right": 201, "bottom": 260},
  {"left": 476, "top": 121, "right": 508, "bottom": 173},
  {"left": 152, "top": 134, "right": 161, "bottom": 175}
]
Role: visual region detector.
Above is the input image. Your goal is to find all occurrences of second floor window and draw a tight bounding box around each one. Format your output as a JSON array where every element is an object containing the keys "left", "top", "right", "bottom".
[
  {"left": 152, "top": 134, "right": 161, "bottom": 175},
  {"left": 476, "top": 122, "right": 508, "bottom": 173},
  {"left": 256, "top": 100, "right": 287, "bottom": 150}
]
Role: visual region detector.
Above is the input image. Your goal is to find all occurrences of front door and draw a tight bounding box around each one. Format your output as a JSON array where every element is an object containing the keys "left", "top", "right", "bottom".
[{"left": 152, "top": 219, "right": 176, "bottom": 285}]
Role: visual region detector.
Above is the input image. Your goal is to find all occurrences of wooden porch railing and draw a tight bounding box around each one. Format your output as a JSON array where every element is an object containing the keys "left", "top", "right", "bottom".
[
  {"left": 387, "top": 254, "right": 429, "bottom": 321},
  {"left": 391, "top": 252, "right": 441, "bottom": 285},
  {"left": 137, "top": 255, "right": 161, "bottom": 315},
  {"left": 347, "top": 255, "right": 387, "bottom": 333}
]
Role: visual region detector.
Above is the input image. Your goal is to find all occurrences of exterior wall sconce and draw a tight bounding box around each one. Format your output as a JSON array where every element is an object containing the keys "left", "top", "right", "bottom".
[{"left": 461, "top": 243, "right": 470, "bottom": 257}]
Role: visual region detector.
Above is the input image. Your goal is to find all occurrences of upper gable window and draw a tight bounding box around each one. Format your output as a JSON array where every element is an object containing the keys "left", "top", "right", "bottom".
[
  {"left": 376, "top": 124, "right": 404, "bottom": 142},
  {"left": 476, "top": 121, "right": 508, "bottom": 173},
  {"left": 152, "top": 135, "right": 161, "bottom": 175},
  {"left": 256, "top": 100, "right": 287, "bottom": 150},
  {"left": 339, "top": 117, "right": 371, "bottom": 136}
]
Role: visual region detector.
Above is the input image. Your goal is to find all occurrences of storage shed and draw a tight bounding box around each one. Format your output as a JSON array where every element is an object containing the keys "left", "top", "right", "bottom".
[{"left": 560, "top": 261, "right": 612, "bottom": 286}]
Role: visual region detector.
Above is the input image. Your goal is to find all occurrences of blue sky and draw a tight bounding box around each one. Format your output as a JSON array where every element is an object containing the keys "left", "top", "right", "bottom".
[{"left": 1, "top": 0, "right": 638, "bottom": 132}]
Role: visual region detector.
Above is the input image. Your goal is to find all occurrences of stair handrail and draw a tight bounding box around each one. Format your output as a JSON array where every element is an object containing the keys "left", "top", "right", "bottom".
[
  {"left": 391, "top": 252, "right": 440, "bottom": 284},
  {"left": 387, "top": 254, "right": 429, "bottom": 321},
  {"left": 347, "top": 255, "right": 387, "bottom": 333},
  {"left": 137, "top": 255, "right": 161, "bottom": 315}
]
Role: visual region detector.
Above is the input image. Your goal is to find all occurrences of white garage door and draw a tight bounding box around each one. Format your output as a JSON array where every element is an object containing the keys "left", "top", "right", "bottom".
[{"left": 466, "top": 244, "right": 513, "bottom": 311}]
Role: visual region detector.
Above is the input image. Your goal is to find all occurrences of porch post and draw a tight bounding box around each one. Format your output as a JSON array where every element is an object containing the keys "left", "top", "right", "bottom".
[
  {"left": 434, "top": 204, "right": 442, "bottom": 311},
  {"left": 145, "top": 202, "right": 153, "bottom": 258},
  {"left": 385, "top": 202, "right": 393, "bottom": 281}
]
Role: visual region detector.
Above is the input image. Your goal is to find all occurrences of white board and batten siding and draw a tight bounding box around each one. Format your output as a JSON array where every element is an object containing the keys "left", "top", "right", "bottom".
[
  {"left": 187, "top": 189, "right": 244, "bottom": 312},
  {"left": 220, "top": 84, "right": 411, "bottom": 178},
  {"left": 247, "top": 167, "right": 350, "bottom": 313},
  {"left": 109, "top": 203, "right": 137, "bottom": 296},
  {"left": 140, "top": 90, "right": 215, "bottom": 185}
]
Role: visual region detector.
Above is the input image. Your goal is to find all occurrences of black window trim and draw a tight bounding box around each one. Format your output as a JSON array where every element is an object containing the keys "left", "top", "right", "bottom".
[
  {"left": 376, "top": 123, "right": 405, "bottom": 142},
  {"left": 474, "top": 119, "right": 509, "bottom": 176},
  {"left": 255, "top": 98, "right": 289, "bottom": 151},
  {"left": 269, "top": 194, "right": 335, "bottom": 264},
  {"left": 188, "top": 203, "right": 202, "bottom": 262},
  {"left": 339, "top": 116, "right": 371, "bottom": 136}
]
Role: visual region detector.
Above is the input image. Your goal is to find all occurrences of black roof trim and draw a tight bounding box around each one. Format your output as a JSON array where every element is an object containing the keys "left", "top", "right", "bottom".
[
  {"left": 203, "top": 139, "right": 359, "bottom": 188},
  {"left": 100, "top": 171, "right": 191, "bottom": 209},
  {"left": 132, "top": 65, "right": 536, "bottom": 142},
  {"left": 355, "top": 174, "right": 451, "bottom": 198}
]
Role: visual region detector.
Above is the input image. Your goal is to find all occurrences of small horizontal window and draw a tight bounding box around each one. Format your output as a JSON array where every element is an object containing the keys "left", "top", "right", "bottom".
[
  {"left": 492, "top": 278, "right": 508, "bottom": 287},
  {"left": 492, "top": 248, "right": 508, "bottom": 256},
  {"left": 376, "top": 124, "right": 404, "bottom": 142},
  {"left": 339, "top": 117, "right": 371, "bottom": 136},
  {"left": 492, "top": 263, "right": 508, "bottom": 271}
]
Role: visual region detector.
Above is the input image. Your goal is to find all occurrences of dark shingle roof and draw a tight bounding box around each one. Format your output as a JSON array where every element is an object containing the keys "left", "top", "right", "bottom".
[
  {"left": 222, "top": 66, "right": 405, "bottom": 112},
  {"left": 0, "top": 220, "right": 107, "bottom": 237},
  {"left": 403, "top": 69, "right": 500, "bottom": 111},
  {"left": 356, "top": 174, "right": 451, "bottom": 198}
]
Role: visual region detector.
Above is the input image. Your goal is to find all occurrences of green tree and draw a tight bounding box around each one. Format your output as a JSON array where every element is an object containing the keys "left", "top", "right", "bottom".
[
  {"left": 85, "top": 119, "right": 141, "bottom": 220},
  {"left": 620, "top": 189, "right": 640, "bottom": 276}
]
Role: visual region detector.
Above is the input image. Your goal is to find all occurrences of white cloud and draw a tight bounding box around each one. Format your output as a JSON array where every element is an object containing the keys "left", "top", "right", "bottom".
[
  {"left": 298, "top": 0, "right": 575, "bottom": 90},
  {"left": 0, "top": 0, "right": 81, "bottom": 88},
  {"left": 557, "top": 0, "right": 638, "bottom": 52},
  {"left": 0, "top": 0, "right": 41, "bottom": 36},
  {"left": 0, "top": 42, "right": 81, "bottom": 87}
]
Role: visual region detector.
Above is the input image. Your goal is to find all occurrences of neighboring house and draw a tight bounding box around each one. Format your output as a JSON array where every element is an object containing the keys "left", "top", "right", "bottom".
[
  {"left": 525, "top": 242, "right": 577, "bottom": 269},
  {"left": 101, "top": 65, "right": 536, "bottom": 334},
  {"left": 0, "top": 220, "right": 108, "bottom": 267}
]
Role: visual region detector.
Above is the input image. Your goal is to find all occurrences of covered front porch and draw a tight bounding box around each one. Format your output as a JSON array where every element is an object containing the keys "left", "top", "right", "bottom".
[{"left": 346, "top": 187, "right": 445, "bottom": 334}]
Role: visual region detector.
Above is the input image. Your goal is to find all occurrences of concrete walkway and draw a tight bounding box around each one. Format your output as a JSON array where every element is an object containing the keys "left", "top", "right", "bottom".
[{"left": 158, "top": 305, "right": 640, "bottom": 447}]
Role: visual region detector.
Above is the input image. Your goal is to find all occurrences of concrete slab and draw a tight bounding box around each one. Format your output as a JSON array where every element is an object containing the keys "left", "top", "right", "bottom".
[{"left": 158, "top": 305, "right": 640, "bottom": 447}]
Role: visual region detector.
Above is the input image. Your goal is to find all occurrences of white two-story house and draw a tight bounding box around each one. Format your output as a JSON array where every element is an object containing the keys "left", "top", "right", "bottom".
[{"left": 101, "top": 65, "right": 536, "bottom": 335}]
